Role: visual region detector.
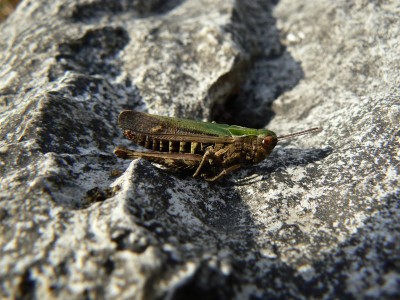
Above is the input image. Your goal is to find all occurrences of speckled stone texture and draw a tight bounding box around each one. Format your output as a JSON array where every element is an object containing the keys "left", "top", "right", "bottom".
[{"left": 0, "top": 0, "right": 399, "bottom": 299}]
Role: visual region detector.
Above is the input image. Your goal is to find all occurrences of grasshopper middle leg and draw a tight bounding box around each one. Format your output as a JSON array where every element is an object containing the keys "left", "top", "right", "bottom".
[
  {"left": 192, "top": 144, "right": 232, "bottom": 179},
  {"left": 204, "top": 164, "right": 242, "bottom": 182}
]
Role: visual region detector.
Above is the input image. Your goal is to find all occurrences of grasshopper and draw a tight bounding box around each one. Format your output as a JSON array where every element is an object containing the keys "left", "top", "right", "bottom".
[{"left": 114, "top": 110, "right": 321, "bottom": 181}]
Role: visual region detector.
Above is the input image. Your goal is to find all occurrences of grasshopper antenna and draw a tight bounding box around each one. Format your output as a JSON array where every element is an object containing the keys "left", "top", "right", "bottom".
[{"left": 278, "top": 127, "right": 322, "bottom": 140}]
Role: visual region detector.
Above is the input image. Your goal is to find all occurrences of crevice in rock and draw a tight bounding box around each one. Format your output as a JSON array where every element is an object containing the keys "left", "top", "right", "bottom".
[
  {"left": 16, "top": 269, "right": 36, "bottom": 300},
  {"left": 159, "top": 262, "right": 236, "bottom": 300},
  {"left": 209, "top": 1, "right": 304, "bottom": 129},
  {"left": 68, "top": 0, "right": 186, "bottom": 22}
]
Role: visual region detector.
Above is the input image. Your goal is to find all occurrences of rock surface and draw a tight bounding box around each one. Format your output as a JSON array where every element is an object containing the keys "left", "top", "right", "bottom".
[{"left": 0, "top": 0, "right": 399, "bottom": 299}]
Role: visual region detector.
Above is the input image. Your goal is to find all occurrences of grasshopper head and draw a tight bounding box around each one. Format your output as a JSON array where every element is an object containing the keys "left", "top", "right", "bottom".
[
  {"left": 254, "top": 127, "right": 321, "bottom": 164},
  {"left": 254, "top": 132, "right": 277, "bottom": 163},
  {"left": 261, "top": 135, "right": 278, "bottom": 156}
]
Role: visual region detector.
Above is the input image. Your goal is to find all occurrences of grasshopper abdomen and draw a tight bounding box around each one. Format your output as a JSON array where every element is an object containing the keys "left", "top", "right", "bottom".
[{"left": 123, "top": 130, "right": 214, "bottom": 155}]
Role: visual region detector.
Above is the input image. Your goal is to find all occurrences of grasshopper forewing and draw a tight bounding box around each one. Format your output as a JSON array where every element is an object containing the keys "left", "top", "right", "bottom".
[{"left": 114, "top": 110, "right": 321, "bottom": 181}]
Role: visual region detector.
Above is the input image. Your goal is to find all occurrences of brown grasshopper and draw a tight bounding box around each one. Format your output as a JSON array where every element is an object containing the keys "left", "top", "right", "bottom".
[{"left": 114, "top": 110, "right": 321, "bottom": 181}]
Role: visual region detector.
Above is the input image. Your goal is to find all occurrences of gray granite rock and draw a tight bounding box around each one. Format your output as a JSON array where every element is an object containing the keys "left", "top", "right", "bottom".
[{"left": 1, "top": 0, "right": 399, "bottom": 299}]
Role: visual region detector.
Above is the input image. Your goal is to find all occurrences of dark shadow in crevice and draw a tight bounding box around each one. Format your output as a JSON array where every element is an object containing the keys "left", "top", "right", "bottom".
[
  {"left": 211, "top": 50, "right": 304, "bottom": 129},
  {"left": 67, "top": 0, "right": 186, "bottom": 23},
  {"left": 210, "top": 1, "right": 304, "bottom": 129},
  {"left": 166, "top": 260, "right": 236, "bottom": 300}
]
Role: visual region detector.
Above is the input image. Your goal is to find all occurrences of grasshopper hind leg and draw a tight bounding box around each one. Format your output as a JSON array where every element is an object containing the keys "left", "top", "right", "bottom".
[{"left": 114, "top": 146, "right": 202, "bottom": 170}]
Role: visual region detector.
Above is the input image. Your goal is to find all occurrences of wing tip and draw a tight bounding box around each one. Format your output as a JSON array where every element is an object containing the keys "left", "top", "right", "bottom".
[{"left": 118, "top": 110, "right": 140, "bottom": 128}]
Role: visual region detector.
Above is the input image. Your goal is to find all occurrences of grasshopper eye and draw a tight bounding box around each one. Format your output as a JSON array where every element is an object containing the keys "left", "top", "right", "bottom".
[{"left": 262, "top": 136, "right": 277, "bottom": 152}]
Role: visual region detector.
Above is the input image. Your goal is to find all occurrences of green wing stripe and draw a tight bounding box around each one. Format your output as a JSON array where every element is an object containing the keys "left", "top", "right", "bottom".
[{"left": 118, "top": 110, "right": 275, "bottom": 138}]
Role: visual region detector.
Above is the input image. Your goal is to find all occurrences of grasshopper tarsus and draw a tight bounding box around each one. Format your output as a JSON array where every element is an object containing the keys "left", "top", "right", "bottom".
[{"left": 203, "top": 164, "right": 242, "bottom": 182}]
